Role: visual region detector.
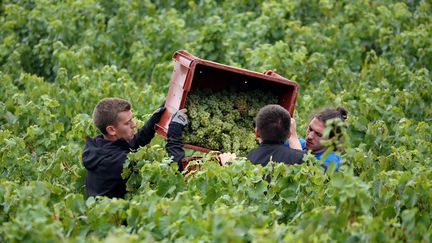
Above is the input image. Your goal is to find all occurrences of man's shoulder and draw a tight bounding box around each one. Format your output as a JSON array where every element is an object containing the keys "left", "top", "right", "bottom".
[
  {"left": 84, "top": 135, "right": 130, "bottom": 152},
  {"left": 246, "top": 145, "right": 274, "bottom": 166},
  {"left": 247, "top": 144, "right": 305, "bottom": 166},
  {"left": 319, "top": 151, "right": 341, "bottom": 167},
  {"left": 264, "top": 144, "right": 304, "bottom": 164},
  {"left": 279, "top": 146, "right": 305, "bottom": 163},
  {"left": 82, "top": 135, "right": 131, "bottom": 168},
  {"left": 246, "top": 147, "right": 260, "bottom": 160}
]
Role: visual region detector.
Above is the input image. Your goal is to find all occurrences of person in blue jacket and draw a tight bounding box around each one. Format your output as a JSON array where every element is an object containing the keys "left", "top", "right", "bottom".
[{"left": 285, "top": 107, "right": 348, "bottom": 171}]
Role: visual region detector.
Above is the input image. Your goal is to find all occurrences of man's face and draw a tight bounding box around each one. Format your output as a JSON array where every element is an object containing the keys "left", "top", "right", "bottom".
[
  {"left": 305, "top": 117, "right": 326, "bottom": 153},
  {"left": 112, "top": 110, "right": 136, "bottom": 142}
]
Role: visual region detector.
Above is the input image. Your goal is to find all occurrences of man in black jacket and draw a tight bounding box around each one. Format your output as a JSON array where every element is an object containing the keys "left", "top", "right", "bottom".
[
  {"left": 82, "top": 98, "right": 165, "bottom": 198},
  {"left": 247, "top": 104, "right": 304, "bottom": 166}
]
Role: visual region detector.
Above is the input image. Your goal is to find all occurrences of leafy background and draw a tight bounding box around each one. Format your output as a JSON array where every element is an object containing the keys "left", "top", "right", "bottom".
[{"left": 0, "top": 0, "right": 431, "bottom": 241}]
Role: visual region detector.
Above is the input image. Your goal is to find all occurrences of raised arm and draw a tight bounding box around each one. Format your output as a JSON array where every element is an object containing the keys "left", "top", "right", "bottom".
[
  {"left": 165, "top": 109, "right": 188, "bottom": 171},
  {"left": 130, "top": 104, "right": 165, "bottom": 149},
  {"left": 288, "top": 117, "right": 302, "bottom": 150}
]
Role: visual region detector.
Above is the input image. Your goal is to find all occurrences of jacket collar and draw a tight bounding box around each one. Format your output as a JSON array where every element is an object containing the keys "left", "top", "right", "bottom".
[{"left": 261, "top": 140, "right": 284, "bottom": 145}]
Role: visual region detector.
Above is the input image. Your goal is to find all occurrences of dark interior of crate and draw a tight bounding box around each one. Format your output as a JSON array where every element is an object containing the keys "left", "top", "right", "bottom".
[{"left": 189, "top": 64, "right": 295, "bottom": 109}]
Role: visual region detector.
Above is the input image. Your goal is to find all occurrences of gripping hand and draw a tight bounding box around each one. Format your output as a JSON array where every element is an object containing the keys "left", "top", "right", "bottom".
[
  {"left": 143, "top": 103, "right": 166, "bottom": 131},
  {"left": 150, "top": 103, "right": 166, "bottom": 122},
  {"left": 170, "top": 109, "right": 188, "bottom": 127}
]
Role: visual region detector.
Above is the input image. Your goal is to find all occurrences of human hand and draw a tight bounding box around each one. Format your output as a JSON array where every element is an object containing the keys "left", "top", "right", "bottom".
[
  {"left": 144, "top": 103, "right": 166, "bottom": 130},
  {"left": 288, "top": 117, "right": 302, "bottom": 150},
  {"left": 218, "top": 152, "right": 236, "bottom": 166},
  {"left": 290, "top": 117, "right": 297, "bottom": 137},
  {"left": 150, "top": 103, "right": 166, "bottom": 122},
  {"left": 170, "top": 108, "right": 188, "bottom": 127}
]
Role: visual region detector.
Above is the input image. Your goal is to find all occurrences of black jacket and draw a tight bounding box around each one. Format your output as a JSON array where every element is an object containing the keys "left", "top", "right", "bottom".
[
  {"left": 247, "top": 141, "right": 304, "bottom": 166},
  {"left": 82, "top": 123, "right": 156, "bottom": 198}
]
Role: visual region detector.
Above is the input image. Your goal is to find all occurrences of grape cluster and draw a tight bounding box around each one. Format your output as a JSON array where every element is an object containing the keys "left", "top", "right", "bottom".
[{"left": 183, "top": 89, "right": 278, "bottom": 156}]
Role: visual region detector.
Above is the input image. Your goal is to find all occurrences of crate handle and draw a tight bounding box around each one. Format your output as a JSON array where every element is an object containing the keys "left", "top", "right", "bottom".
[
  {"left": 173, "top": 50, "right": 194, "bottom": 68},
  {"left": 264, "top": 69, "right": 285, "bottom": 79}
]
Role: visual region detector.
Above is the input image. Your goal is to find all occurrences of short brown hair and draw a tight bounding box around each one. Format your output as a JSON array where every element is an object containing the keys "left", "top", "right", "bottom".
[
  {"left": 313, "top": 107, "right": 348, "bottom": 124},
  {"left": 256, "top": 104, "right": 291, "bottom": 142},
  {"left": 92, "top": 98, "right": 131, "bottom": 134}
]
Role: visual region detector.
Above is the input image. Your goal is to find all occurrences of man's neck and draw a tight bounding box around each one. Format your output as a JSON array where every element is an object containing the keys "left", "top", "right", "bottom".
[
  {"left": 261, "top": 140, "right": 284, "bottom": 145},
  {"left": 103, "top": 134, "right": 117, "bottom": 142}
]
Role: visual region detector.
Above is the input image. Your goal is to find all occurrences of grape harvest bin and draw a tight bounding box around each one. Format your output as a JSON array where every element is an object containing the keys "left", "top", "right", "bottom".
[{"left": 155, "top": 50, "right": 299, "bottom": 152}]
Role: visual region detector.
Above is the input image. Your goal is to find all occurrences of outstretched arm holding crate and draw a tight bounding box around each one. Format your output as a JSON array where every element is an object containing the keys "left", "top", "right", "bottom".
[
  {"left": 165, "top": 109, "right": 189, "bottom": 171},
  {"left": 165, "top": 109, "right": 237, "bottom": 172}
]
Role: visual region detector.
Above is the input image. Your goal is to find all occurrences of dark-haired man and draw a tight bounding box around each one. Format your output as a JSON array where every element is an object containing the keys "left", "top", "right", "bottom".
[
  {"left": 285, "top": 107, "right": 348, "bottom": 171},
  {"left": 82, "top": 98, "right": 165, "bottom": 198},
  {"left": 247, "top": 104, "right": 304, "bottom": 166}
]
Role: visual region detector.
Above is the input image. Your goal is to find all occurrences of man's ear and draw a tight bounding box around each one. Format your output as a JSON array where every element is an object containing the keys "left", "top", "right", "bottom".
[
  {"left": 106, "top": 125, "right": 116, "bottom": 136},
  {"left": 255, "top": 127, "right": 263, "bottom": 143},
  {"left": 255, "top": 127, "right": 260, "bottom": 139}
]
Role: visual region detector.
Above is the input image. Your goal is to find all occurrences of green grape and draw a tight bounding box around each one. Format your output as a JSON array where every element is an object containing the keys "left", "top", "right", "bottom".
[{"left": 183, "top": 89, "right": 277, "bottom": 155}]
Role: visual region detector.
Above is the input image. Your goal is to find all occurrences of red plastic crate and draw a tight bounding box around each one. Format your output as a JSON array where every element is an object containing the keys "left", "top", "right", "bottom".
[{"left": 155, "top": 50, "right": 299, "bottom": 152}]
